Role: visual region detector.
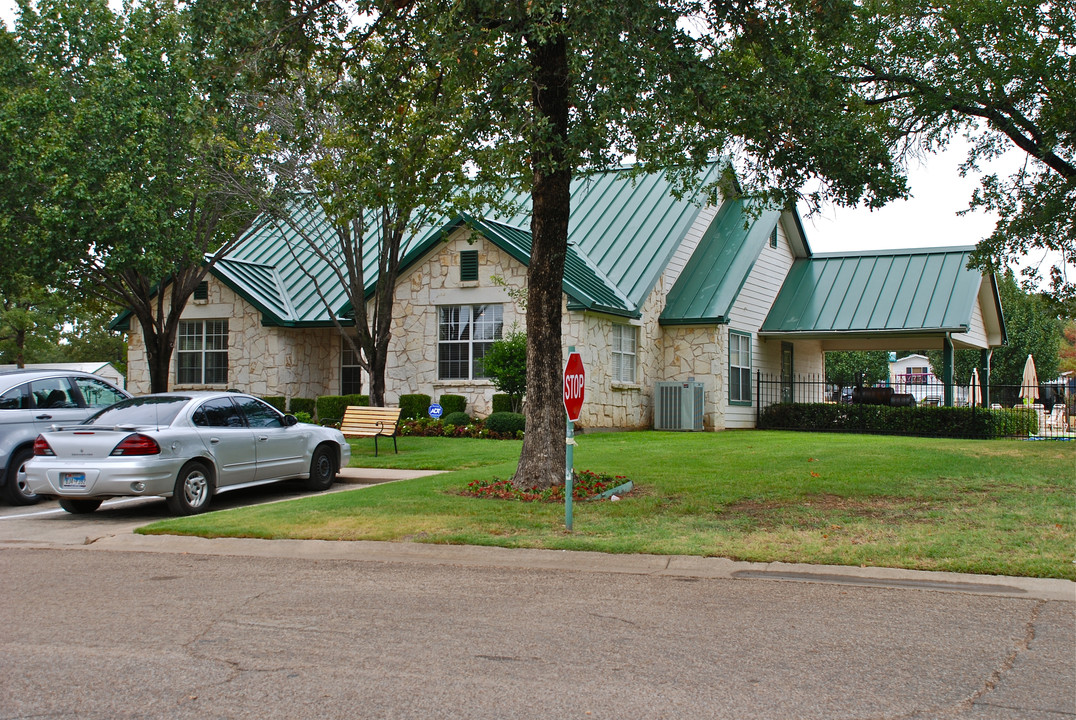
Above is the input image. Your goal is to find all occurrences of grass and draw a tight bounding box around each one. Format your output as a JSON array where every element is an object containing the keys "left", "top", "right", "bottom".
[{"left": 137, "top": 431, "right": 1076, "bottom": 580}]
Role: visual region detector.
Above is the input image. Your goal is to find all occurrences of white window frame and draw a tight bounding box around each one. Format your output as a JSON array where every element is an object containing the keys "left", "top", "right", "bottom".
[
  {"left": 438, "top": 304, "right": 503, "bottom": 380},
  {"left": 729, "top": 330, "right": 752, "bottom": 405},
  {"left": 341, "top": 339, "right": 363, "bottom": 395},
  {"left": 177, "top": 319, "right": 229, "bottom": 385},
  {"left": 611, "top": 324, "right": 637, "bottom": 384}
]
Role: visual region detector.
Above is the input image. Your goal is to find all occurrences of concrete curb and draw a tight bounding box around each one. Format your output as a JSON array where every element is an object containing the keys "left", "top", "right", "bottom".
[{"left": 64, "top": 532, "right": 1075, "bottom": 602}]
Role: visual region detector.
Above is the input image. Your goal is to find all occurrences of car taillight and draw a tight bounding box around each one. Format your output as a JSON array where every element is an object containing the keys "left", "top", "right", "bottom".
[
  {"left": 33, "top": 435, "right": 54, "bottom": 456},
  {"left": 111, "top": 434, "right": 161, "bottom": 456}
]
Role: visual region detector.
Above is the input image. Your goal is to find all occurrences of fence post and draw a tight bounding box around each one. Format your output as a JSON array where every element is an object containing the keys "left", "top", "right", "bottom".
[{"left": 755, "top": 370, "right": 761, "bottom": 426}]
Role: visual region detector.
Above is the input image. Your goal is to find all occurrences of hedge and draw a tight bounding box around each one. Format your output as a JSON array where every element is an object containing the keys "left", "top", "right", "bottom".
[
  {"left": 757, "top": 403, "right": 1038, "bottom": 439},
  {"left": 399, "top": 393, "right": 432, "bottom": 420},
  {"left": 441, "top": 411, "right": 472, "bottom": 426},
  {"left": 492, "top": 394, "right": 513, "bottom": 413},
  {"left": 261, "top": 396, "right": 286, "bottom": 412},
  {"left": 289, "top": 397, "right": 316, "bottom": 416},
  {"left": 316, "top": 394, "right": 370, "bottom": 423},
  {"left": 485, "top": 411, "right": 526, "bottom": 435},
  {"left": 438, "top": 394, "right": 467, "bottom": 415}
]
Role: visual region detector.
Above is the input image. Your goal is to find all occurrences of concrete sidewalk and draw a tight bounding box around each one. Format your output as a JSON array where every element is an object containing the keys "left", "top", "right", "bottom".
[{"left": 336, "top": 467, "right": 446, "bottom": 484}]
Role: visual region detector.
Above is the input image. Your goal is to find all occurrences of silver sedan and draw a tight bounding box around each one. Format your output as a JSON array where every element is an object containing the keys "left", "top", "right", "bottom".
[{"left": 25, "top": 392, "right": 351, "bottom": 515}]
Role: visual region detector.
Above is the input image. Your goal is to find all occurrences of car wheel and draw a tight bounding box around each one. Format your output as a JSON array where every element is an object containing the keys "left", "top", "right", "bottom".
[
  {"left": 59, "top": 498, "right": 102, "bottom": 514},
  {"left": 166, "top": 460, "right": 214, "bottom": 516},
  {"left": 304, "top": 445, "right": 336, "bottom": 492},
  {"left": 4, "top": 447, "right": 40, "bottom": 505}
]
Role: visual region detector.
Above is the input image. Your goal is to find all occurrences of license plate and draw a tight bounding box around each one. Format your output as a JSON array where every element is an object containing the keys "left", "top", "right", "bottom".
[{"left": 60, "top": 472, "right": 87, "bottom": 489}]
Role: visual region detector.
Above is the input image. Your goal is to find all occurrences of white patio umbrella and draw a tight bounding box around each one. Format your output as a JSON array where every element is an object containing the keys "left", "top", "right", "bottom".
[
  {"left": 1019, "top": 354, "right": 1040, "bottom": 404},
  {"left": 969, "top": 368, "right": 981, "bottom": 407}
]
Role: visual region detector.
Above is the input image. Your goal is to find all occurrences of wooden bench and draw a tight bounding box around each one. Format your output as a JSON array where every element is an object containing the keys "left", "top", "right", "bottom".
[{"left": 340, "top": 406, "right": 402, "bottom": 456}]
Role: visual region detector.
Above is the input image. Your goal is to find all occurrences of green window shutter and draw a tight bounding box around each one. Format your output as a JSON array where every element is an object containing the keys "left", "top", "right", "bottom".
[
  {"left": 769, "top": 226, "right": 778, "bottom": 249},
  {"left": 460, "top": 251, "right": 479, "bottom": 282},
  {"left": 194, "top": 281, "right": 209, "bottom": 300}
]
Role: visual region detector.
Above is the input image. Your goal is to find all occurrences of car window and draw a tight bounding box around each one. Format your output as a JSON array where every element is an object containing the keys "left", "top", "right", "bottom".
[
  {"left": 192, "top": 398, "right": 246, "bottom": 428},
  {"left": 72, "top": 376, "right": 127, "bottom": 408},
  {"left": 235, "top": 397, "right": 284, "bottom": 428},
  {"left": 30, "top": 378, "right": 78, "bottom": 409},
  {"left": 0, "top": 384, "right": 30, "bottom": 410},
  {"left": 85, "top": 396, "right": 190, "bottom": 427}
]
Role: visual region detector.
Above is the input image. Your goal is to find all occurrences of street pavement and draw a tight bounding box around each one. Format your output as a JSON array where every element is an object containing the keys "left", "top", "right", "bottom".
[{"left": 0, "top": 470, "right": 1073, "bottom": 719}]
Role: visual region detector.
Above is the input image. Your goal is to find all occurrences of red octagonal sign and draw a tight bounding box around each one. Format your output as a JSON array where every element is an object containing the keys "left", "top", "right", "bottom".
[{"left": 563, "top": 351, "right": 585, "bottom": 422}]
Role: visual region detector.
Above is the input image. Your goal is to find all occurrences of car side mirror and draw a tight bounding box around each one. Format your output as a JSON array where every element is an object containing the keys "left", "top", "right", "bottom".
[{"left": 283, "top": 414, "right": 298, "bottom": 427}]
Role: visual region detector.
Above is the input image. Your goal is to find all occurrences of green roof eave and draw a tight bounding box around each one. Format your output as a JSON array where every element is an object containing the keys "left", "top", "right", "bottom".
[
  {"left": 760, "top": 247, "right": 997, "bottom": 338},
  {"left": 658, "top": 315, "right": 731, "bottom": 327}
]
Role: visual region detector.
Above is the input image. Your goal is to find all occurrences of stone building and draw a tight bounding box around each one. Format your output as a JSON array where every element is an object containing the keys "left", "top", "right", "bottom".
[{"left": 116, "top": 165, "right": 1005, "bottom": 430}]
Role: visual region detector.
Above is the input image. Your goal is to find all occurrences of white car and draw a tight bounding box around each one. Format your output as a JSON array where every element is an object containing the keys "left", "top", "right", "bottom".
[{"left": 26, "top": 392, "right": 351, "bottom": 515}]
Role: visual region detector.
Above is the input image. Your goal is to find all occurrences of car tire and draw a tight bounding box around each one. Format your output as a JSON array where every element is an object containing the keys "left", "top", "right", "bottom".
[
  {"left": 304, "top": 445, "right": 336, "bottom": 492},
  {"left": 59, "top": 498, "right": 103, "bottom": 514},
  {"left": 4, "top": 447, "right": 40, "bottom": 505},
  {"left": 166, "top": 460, "right": 214, "bottom": 516}
]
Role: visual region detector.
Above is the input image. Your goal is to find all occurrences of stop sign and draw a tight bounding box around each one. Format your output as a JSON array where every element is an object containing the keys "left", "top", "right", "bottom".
[{"left": 563, "top": 351, "right": 585, "bottom": 422}]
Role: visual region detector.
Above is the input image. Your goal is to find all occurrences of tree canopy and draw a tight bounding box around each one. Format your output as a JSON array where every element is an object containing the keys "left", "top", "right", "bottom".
[
  {"left": 12, "top": 0, "right": 272, "bottom": 390},
  {"left": 802, "top": 0, "right": 1075, "bottom": 300}
]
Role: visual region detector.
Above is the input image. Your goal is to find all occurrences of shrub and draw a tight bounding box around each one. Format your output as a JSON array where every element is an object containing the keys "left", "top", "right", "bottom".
[
  {"left": 294, "top": 411, "right": 313, "bottom": 424},
  {"left": 289, "top": 397, "right": 316, "bottom": 416},
  {"left": 261, "top": 396, "right": 286, "bottom": 412},
  {"left": 399, "top": 393, "right": 432, "bottom": 420},
  {"left": 482, "top": 330, "right": 526, "bottom": 412},
  {"left": 439, "top": 394, "right": 467, "bottom": 415},
  {"left": 491, "top": 394, "right": 513, "bottom": 413},
  {"left": 343, "top": 393, "right": 370, "bottom": 407},
  {"left": 442, "top": 411, "right": 472, "bottom": 426},
  {"left": 485, "top": 411, "right": 525, "bottom": 435},
  {"left": 757, "top": 402, "right": 1037, "bottom": 439},
  {"left": 316, "top": 395, "right": 348, "bottom": 424}
]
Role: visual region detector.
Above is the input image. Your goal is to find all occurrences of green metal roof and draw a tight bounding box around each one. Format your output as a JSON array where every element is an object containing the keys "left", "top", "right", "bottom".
[
  {"left": 208, "top": 165, "right": 722, "bottom": 326},
  {"left": 759, "top": 247, "right": 995, "bottom": 337},
  {"left": 659, "top": 200, "right": 780, "bottom": 325}
]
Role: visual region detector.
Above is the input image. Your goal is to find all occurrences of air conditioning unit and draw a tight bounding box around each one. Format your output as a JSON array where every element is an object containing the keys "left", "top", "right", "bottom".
[{"left": 654, "top": 381, "right": 705, "bottom": 431}]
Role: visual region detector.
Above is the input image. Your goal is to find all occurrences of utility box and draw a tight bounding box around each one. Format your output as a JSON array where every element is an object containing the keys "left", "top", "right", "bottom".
[{"left": 653, "top": 381, "right": 705, "bottom": 431}]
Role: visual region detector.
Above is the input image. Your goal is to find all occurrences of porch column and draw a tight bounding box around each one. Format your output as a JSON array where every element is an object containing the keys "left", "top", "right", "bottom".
[
  {"left": 943, "top": 336, "right": 954, "bottom": 407},
  {"left": 980, "top": 349, "right": 992, "bottom": 407}
]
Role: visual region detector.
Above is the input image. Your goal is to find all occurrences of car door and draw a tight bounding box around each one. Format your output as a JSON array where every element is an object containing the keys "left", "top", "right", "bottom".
[
  {"left": 191, "top": 397, "right": 256, "bottom": 487},
  {"left": 70, "top": 375, "right": 129, "bottom": 410},
  {"left": 235, "top": 396, "right": 308, "bottom": 481},
  {"left": 30, "top": 377, "right": 91, "bottom": 430}
]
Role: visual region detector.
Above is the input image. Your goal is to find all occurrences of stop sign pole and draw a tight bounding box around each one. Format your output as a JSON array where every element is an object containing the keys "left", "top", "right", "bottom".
[{"left": 563, "top": 348, "right": 585, "bottom": 532}]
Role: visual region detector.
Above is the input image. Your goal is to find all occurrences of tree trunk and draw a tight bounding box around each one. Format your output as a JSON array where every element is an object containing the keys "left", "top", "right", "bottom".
[{"left": 512, "top": 23, "right": 570, "bottom": 491}]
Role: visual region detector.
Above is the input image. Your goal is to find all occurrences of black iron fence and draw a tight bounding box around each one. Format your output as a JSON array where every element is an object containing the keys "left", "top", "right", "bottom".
[{"left": 755, "top": 372, "right": 1074, "bottom": 439}]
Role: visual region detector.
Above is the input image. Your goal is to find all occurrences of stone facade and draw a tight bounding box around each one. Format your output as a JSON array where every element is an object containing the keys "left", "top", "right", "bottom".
[
  {"left": 126, "top": 279, "right": 338, "bottom": 402},
  {"left": 125, "top": 217, "right": 820, "bottom": 430}
]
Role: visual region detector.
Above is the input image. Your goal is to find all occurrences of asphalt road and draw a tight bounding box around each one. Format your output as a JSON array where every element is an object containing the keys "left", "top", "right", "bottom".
[{"left": 1, "top": 485, "right": 1073, "bottom": 720}]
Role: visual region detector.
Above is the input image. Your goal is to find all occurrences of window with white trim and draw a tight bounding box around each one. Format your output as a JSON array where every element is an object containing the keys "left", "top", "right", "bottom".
[
  {"left": 611, "top": 324, "right": 637, "bottom": 383},
  {"left": 177, "top": 320, "right": 229, "bottom": 385},
  {"left": 341, "top": 339, "right": 362, "bottom": 394},
  {"left": 729, "top": 331, "right": 752, "bottom": 404},
  {"left": 438, "top": 304, "right": 503, "bottom": 380}
]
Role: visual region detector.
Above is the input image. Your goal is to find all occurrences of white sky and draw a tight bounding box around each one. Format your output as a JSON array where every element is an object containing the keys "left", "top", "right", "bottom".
[{"left": 0, "top": 1, "right": 1060, "bottom": 278}]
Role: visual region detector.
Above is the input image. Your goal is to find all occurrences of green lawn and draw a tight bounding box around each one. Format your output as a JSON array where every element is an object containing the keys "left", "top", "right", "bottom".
[{"left": 138, "top": 431, "right": 1076, "bottom": 579}]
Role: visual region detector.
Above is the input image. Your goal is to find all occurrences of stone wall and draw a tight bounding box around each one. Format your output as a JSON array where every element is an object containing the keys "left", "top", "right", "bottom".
[{"left": 125, "top": 278, "right": 338, "bottom": 402}]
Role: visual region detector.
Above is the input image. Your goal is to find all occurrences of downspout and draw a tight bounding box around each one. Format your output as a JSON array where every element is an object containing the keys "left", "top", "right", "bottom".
[
  {"left": 980, "top": 348, "right": 992, "bottom": 407},
  {"left": 943, "top": 334, "right": 954, "bottom": 407}
]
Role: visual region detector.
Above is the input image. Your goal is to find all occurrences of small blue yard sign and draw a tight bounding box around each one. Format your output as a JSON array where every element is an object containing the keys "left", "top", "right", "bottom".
[{"left": 428, "top": 403, "right": 443, "bottom": 419}]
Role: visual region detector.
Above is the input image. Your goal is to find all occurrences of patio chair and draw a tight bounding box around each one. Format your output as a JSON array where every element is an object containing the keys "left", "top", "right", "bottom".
[{"left": 1044, "top": 405, "right": 1068, "bottom": 432}]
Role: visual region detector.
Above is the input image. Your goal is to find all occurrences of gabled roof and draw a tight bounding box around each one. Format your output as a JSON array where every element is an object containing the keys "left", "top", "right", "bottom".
[
  {"left": 659, "top": 200, "right": 781, "bottom": 325},
  {"left": 760, "top": 247, "right": 1006, "bottom": 345},
  {"left": 203, "top": 164, "right": 724, "bottom": 326}
]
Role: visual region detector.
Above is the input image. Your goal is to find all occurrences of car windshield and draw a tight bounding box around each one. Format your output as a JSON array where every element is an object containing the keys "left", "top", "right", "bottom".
[{"left": 83, "top": 396, "right": 191, "bottom": 427}]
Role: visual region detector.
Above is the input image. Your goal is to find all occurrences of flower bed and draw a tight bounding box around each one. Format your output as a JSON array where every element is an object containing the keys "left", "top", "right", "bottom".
[
  {"left": 399, "top": 417, "right": 523, "bottom": 440},
  {"left": 461, "top": 470, "right": 631, "bottom": 503}
]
